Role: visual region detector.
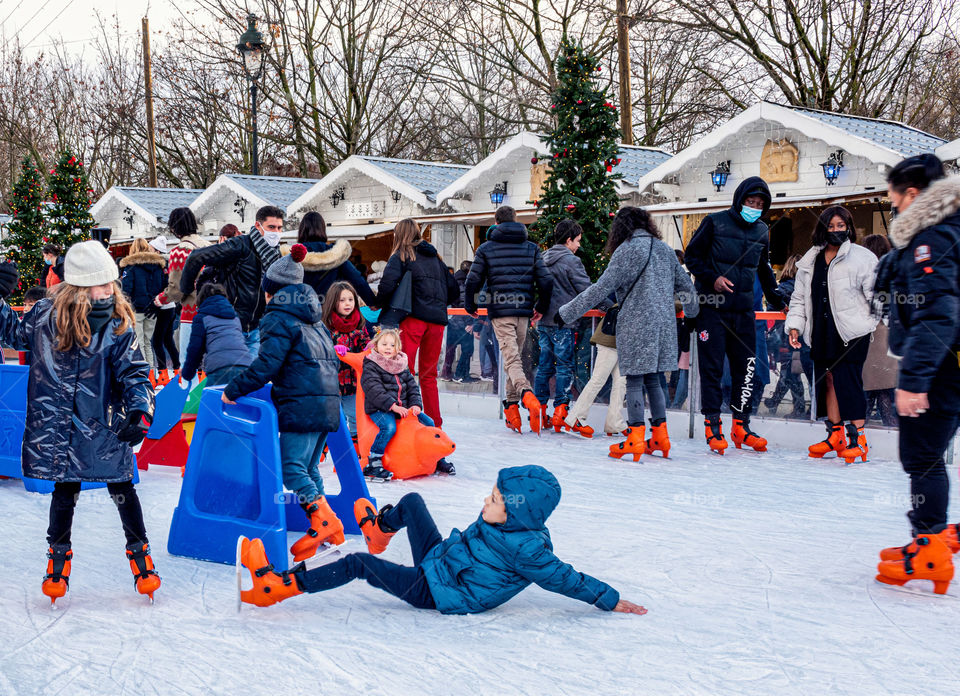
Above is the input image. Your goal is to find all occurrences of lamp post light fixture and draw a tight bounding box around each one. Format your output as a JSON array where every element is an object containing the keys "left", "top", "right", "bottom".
[
  {"left": 330, "top": 192, "right": 341, "bottom": 208},
  {"left": 391, "top": 190, "right": 402, "bottom": 203},
  {"left": 489, "top": 181, "right": 508, "bottom": 206},
  {"left": 236, "top": 14, "right": 269, "bottom": 176},
  {"left": 709, "top": 161, "right": 731, "bottom": 192},
  {"left": 821, "top": 150, "right": 844, "bottom": 186}
]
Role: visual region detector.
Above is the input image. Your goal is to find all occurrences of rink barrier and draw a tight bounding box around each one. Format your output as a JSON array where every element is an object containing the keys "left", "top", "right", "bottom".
[{"left": 167, "top": 386, "right": 374, "bottom": 566}]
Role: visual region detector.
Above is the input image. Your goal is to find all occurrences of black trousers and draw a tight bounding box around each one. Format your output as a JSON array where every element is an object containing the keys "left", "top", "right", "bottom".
[
  {"left": 296, "top": 493, "right": 439, "bottom": 609},
  {"left": 812, "top": 335, "right": 869, "bottom": 421},
  {"left": 696, "top": 308, "right": 757, "bottom": 417},
  {"left": 152, "top": 307, "right": 180, "bottom": 369},
  {"left": 47, "top": 481, "right": 149, "bottom": 547},
  {"left": 899, "top": 358, "right": 960, "bottom": 534}
]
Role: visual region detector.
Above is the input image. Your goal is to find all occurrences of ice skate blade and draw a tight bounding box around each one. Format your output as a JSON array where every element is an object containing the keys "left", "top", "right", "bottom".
[
  {"left": 364, "top": 476, "right": 394, "bottom": 484},
  {"left": 236, "top": 535, "right": 247, "bottom": 613}
]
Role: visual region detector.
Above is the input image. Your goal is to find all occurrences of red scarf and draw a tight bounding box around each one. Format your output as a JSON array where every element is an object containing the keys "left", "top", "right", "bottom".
[{"left": 329, "top": 308, "right": 362, "bottom": 333}]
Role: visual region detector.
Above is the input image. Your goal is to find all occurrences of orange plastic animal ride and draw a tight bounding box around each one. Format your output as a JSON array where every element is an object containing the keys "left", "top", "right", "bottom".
[{"left": 339, "top": 349, "right": 455, "bottom": 479}]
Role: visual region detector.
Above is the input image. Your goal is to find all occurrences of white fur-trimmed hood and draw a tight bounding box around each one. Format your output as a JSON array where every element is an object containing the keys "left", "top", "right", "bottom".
[
  {"left": 301, "top": 239, "right": 353, "bottom": 272},
  {"left": 889, "top": 176, "right": 960, "bottom": 249}
]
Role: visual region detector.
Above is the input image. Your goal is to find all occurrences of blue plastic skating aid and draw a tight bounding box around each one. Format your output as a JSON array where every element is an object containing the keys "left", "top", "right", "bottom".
[
  {"left": 0, "top": 364, "right": 113, "bottom": 493},
  {"left": 146, "top": 378, "right": 191, "bottom": 440},
  {"left": 282, "top": 409, "right": 375, "bottom": 536}
]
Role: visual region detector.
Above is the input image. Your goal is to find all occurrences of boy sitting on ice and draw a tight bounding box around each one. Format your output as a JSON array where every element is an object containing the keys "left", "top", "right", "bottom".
[{"left": 237, "top": 465, "right": 646, "bottom": 616}]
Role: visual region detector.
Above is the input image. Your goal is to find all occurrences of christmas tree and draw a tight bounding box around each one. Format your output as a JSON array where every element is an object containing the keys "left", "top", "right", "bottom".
[
  {"left": 3, "top": 157, "right": 49, "bottom": 302},
  {"left": 46, "top": 149, "right": 94, "bottom": 251},
  {"left": 531, "top": 39, "right": 623, "bottom": 279}
]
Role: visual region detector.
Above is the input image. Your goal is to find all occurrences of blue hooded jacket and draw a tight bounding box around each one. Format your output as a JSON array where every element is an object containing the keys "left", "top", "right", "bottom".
[
  {"left": 181, "top": 294, "right": 252, "bottom": 381},
  {"left": 420, "top": 465, "right": 620, "bottom": 614}
]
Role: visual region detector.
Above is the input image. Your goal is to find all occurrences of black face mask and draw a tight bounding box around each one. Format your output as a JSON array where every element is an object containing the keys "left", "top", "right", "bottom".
[
  {"left": 88, "top": 296, "right": 116, "bottom": 334},
  {"left": 826, "top": 230, "right": 848, "bottom": 246}
]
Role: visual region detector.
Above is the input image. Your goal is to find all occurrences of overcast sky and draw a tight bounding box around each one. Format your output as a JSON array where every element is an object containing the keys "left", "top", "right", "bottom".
[{"left": 0, "top": 0, "right": 181, "bottom": 54}]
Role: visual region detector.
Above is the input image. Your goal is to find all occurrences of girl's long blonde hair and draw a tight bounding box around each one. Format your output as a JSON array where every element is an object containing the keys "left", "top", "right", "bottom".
[
  {"left": 52, "top": 282, "right": 136, "bottom": 352},
  {"left": 390, "top": 219, "right": 421, "bottom": 263}
]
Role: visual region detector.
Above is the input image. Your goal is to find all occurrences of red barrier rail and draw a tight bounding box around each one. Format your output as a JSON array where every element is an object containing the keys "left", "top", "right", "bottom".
[{"left": 447, "top": 308, "right": 788, "bottom": 320}]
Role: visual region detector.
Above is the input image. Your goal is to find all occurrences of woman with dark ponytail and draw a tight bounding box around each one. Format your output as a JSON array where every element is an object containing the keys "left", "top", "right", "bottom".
[{"left": 874, "top": 153, "right": 960, "bottom": 594}]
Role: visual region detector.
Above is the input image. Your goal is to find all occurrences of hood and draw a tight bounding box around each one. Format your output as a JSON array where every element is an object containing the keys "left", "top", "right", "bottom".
[
  {"left": 496, "top": 465, "right": 561, "bottom": 532},
  {"left": 453, "top": 268, "right": 469, "bottom": 282},
  {"left": 889, "top": 176, "right": 960, "bottom": 249},
  {"left": 364, "top": 347, "right": 410, "bottom": 374},
  {"left": 415, "top": 240, "right": 439, "bottom": 257},
  {"left": 489, "top": 221, "right": 528, "bottom": 244},
  {"left": 198, "top": 294, "right": 237, "bottom": 320},
  {"left": 265, "top": 283, "right": 322, "bottom": 323},
  {"left": 119, "top": 251, "right": 166, "bottom": 269},
  {"left": 729, "top": 176, "right": 772, "bottom": 220},
  {"left": 301, "top": 239, "right": 353, "bottom": 272},
  {"left": 542, "top": 244, "right": 574, "bottom": 268},
  {"left": 369, "top": 260, "right": 387, "bottom": 273}
]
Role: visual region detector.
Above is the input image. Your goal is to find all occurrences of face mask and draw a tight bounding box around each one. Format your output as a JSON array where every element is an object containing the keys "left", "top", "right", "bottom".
[
  {"left": 263, "top": 231, "right": 282, "bottom": 247},
  {"left": 740, "top": 206, "right": 763, "bottom": 224},
  {"left": 827, "top": 231, "right": 849, "bottom": 246},
  {"left": 44, "top": 258, "right": 53, "bottom": 265}
]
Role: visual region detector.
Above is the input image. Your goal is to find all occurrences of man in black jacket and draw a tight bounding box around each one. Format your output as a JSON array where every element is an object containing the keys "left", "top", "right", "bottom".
[
  {"left": 442, "top": 261, "right": 475, "bottom": 382},
  {"left": 180, "top": 205, "right": 284, "bottom": 357},
  {"left": 684, "top": 176, "right": 784, "bottom": 454},
  {"left": 464, "top": 206, "right": 553, "bottom": 434}
]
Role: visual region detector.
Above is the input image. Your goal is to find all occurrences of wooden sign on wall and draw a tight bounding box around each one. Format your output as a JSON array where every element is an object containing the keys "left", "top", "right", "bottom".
[{"left": 759, "top": 139, "right": 799, "bottom": 183}]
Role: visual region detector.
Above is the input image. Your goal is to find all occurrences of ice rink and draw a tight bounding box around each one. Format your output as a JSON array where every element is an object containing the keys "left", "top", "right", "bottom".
[{"left": 1, "top": 412, "right": 958, "bottom": 695}]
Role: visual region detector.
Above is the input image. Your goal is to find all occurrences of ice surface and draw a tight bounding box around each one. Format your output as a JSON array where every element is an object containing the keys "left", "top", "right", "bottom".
[{"left": 1, "top": 415, "right": 958, "bottom": 695}]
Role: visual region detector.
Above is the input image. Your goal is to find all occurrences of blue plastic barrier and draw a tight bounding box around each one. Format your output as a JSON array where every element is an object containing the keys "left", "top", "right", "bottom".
[
  {"left": 168, "top": 386, "right": 374, "bottom": 565},
  {"left": 0, "top": 364, "right": 116, "bottom": 493},
  {"left": 146, "top": 378, "right": 190, "bottom": 440}
]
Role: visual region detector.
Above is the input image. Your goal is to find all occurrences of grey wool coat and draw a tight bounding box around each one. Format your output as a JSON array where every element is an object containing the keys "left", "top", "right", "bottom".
[{"left": 559, "top": 231, "right": 699, "bottom": 375}]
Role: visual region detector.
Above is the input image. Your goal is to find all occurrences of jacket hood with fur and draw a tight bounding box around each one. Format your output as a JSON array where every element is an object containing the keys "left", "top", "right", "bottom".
[
  {"left": 889, "top": 176, "right": 960, "bottom": 249},
  {"left": 119, "top": 251, "right": 166, "bottom": 269},
  {"left": 299, "top": 239, "right": 353, "bottom": 272}
]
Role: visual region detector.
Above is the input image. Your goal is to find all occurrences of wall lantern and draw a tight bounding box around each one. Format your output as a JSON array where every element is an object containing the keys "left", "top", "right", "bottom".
[
  {"left": 821, "top": 150, "right": 844, "bottom": 186},
  {"left": 489, "top": 181, "right": 508, "bottom": 205},
  {"left": 709, "top": 161, "right": 731, "bottom": 192}
]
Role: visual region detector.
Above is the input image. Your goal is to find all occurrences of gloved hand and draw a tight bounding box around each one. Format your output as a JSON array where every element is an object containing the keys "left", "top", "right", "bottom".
[
  {"left": 553, "top": 312, "right": 565, "bottom": 328},
  {"left": 335, "top": 344, "right": 348, "bottom": 357},
  {"left": 117, "top": 410, "right": 152, "bottom": 445},
  {"left": 0, "top": 261, "right": 20, "bottom": 300}
]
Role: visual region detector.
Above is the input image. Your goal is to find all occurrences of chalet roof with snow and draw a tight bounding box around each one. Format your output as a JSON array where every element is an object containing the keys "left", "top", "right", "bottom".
[
  {"left": 91, "top": 186, "right": 204, "bottom": 227},
  {"left": 191, "top": 173, "right": 320, "bottom": 219}
]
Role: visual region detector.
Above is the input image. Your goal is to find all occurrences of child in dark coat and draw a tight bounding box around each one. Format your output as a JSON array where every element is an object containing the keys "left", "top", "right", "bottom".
[
  {"left": 321, "top": 280, "right": 371, "bottom": 438},
  {"left": 181, "top": 283, "right": 252, "bottom": 386},
  {"left": 0, "top": 242, "right": 158, "bottom": 604},
  {"left": 237, "top": 464, "right": 647, "bottom": 616},
  {"left": 223, "top": 244, "right": 344, "bottom": 563}
]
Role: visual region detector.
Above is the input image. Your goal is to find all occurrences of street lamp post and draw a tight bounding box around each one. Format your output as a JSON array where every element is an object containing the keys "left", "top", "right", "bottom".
[{"left": 237, "top": 14, "right": 268, "bottom": 176}]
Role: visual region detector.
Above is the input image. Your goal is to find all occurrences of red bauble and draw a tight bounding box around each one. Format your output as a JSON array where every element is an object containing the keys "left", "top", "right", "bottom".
[
  {"left": 606, "top": 166, "right": 612, "bottom": 173},
  {"left": 68, "top": 157, "right": 76, "bottom": 165},
  {"left": 577, "top": 100, "right": 583, "bottom": 104},
  {"left": 566, "top": 204, "right": 576, "bottom": 211},
  {"left": 531, "top": 157, "right": 539, "bottom": 164}
]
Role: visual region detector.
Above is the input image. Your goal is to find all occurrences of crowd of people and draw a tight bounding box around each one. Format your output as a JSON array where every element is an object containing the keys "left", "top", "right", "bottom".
[{"left": 0, "top": 151, "right": 956, "bottom": 609}]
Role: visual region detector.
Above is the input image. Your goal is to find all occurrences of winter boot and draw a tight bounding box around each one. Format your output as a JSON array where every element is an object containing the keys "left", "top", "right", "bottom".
[
  {"left": 880, "top": 524, "right": 960, "bottom": 561},
  {"left": 503, "top": 401, "right": 523, "bottom": 433},
  {"left": 290, "top": 496, "right": 345, "bottom": 562},
  {"left": 731, "top": 416, "right": 767, "bottom": 452},
  {"left": 609, "top": 426, "right": 646, "bottom": 462},
  {"left": 435, "top": 458, "right": 456, "bottom": 475},
  {"left": 809, "top": 421, "right": 845, "bottom": 458},
  {"left": 521, "top": 390, "right": 542, "bottom": 434},
  {"left": 363, "top": 453, "right": 394, "bottom": 482},
  {"left": 876, "top": 533, "right": 955, "bottom": 595},
  {"left": 354, "top": 498, "right": 397, "bottom": 554},
  {"left": 839, "top": 423, "right": 868, "bottom": 464},
  {"left": 42, "top": 544, "right": 72, "bottom": 605},
  {"left": 704, "top": 417, "right": 728, "bottom": 454},
  {"left": 238, "top": 537, "right": 303, "bottom": 607},
  {"left": 570, "top": 421, "right": 594, "bottom": 438},
  {"left": 645, "top": 418, "right": 670, "bottom": 458},
  {"left": 125, "top": 542, "right": 161, "bottom": 601},
  {"left": 552, "top": 404, "right": 571, "bottom": 433}
]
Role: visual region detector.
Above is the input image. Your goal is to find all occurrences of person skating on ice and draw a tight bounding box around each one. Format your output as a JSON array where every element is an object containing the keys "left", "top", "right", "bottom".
[
  {"left": 784, "top": 206, "right": 878, "bottom": 463},
  {"left": 683, "top": 176, "right": 785, "bottom": 454},
  {"left": 237, "top": 464, "right": 647, "bottom": 617},
  {"left": 0, "top": 241, "right": 158, "bottom": 604},
  {"left": 873, "top": 154, "right": 960, "bottom": 594}
]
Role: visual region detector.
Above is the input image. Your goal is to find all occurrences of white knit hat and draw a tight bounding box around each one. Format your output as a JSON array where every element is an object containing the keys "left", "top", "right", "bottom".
[
  {"left": 149, "top": 236, "right": 168, "bottom": 254},
  {"left": 64, "top": 240, "right": 120, "bottom": 287}
]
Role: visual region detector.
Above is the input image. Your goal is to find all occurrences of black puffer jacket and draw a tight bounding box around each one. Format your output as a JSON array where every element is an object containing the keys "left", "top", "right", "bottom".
[
  {"left": 0, "top": 298, "right": 154, "bottom": 482},
  {"left": 180, "top": 232, "right": 269, "bottom": 332},
  {"left": 301, "top": 239, "right": 377, "bottom": 306},
  {"left": 684, "top": 177, "right": 782, "bottom": 313},
  {"left": 120, "top": 251, "right": 167, "bottom": 313},
  {"left": 464, "top": 222, "right": 554, "bottom": 318},
  {"left": 361, "top": 351, "right": 423, "bottom": 414},
  {"left": 224, "top": 284, "right": 341, "bottom": 433},
  {"left": 377, "top": 241, "right": 459, "bottom": 325},
  {"left": 453, "top": 268, "right": 469, "bottom": 308}
]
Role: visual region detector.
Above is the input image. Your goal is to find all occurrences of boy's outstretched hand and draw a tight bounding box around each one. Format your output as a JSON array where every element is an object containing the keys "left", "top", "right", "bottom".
[{"left": 613, "top": 600, "right": 648, "bottom": 615}]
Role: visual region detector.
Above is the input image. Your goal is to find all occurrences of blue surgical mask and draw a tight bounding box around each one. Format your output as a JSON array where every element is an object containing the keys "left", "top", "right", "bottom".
[
  {"left": 740, "top": 206, "right": 763, "bottom": 224},
  {"left": 44, "top": 258, "right": 53, "bottom": 265}
]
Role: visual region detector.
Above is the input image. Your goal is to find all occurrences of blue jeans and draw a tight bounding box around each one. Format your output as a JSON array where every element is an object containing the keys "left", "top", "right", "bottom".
[
  {"left": 278, "top": 431, "right": 328, "bottom": 503},
  {"left": 341, "top": 393, "right": 357, "bottom": 437},
  {"left": 296, "top": 493, "right": 439, "bottom": 609},
  {"left": 369, "top": 411, "right": 435, "bottom": 455},
  {"left": 533, "top": 326, "right": 575, "bottom": 406},
  {"left": 671, "top": 369, "right": 689, "bottom": 409},
  {"left": 243, "top": 328, "right": 260, "bottom": 359}
]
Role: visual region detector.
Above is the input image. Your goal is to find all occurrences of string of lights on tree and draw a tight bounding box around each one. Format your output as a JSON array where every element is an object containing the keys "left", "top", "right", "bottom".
[{"left": 530, "top": 39, "right": 623, "bottom": 280}]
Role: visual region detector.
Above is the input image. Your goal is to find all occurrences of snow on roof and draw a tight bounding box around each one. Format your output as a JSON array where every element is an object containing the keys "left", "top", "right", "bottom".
[
  {"left": 938, "top": 137, "right": 960, "bottom": 162},
  {"left": 614, "top": 145, "right": 673, "bottom": 185},
  {"left": 91, "top": 186, "right": 204, "bottom": 226}
]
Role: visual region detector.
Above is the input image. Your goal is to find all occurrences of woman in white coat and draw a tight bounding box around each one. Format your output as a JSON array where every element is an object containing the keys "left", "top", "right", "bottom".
[{"left": 785, "top": 205, "right": 878, "bottom": 462}]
